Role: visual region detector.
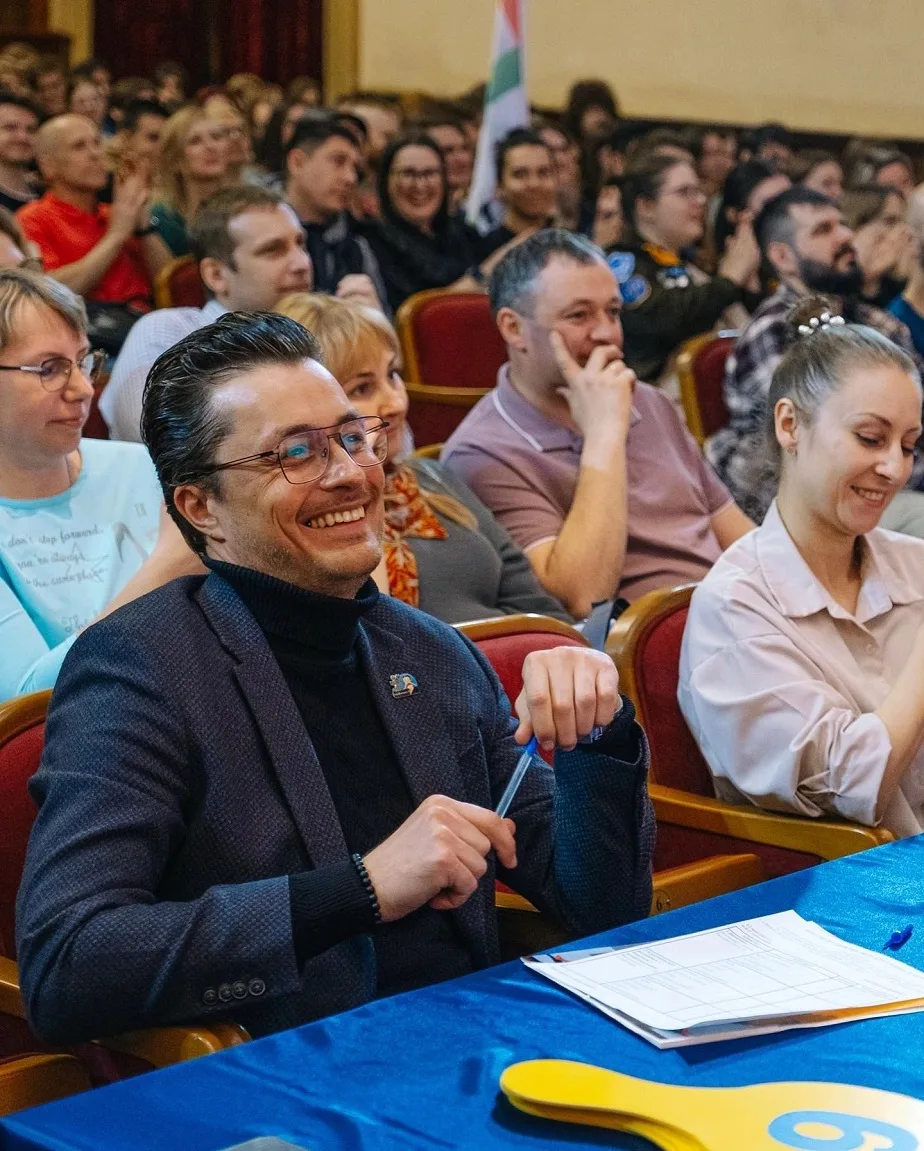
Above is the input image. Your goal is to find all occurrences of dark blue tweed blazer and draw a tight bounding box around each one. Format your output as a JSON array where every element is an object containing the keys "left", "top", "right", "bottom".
[{"left": 16, "top": 572, "right": 654, "bottom": 1043}]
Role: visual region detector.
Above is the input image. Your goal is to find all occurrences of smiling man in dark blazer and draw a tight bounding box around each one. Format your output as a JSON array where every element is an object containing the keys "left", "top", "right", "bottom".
[{"left": 16, "top": 312, "right": 654, "bottom": 1044}]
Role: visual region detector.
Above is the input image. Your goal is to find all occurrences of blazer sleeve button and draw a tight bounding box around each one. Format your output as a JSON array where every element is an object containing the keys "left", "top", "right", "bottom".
[
  {"left": 231, "top": 981, "right": 248, "bottom": 1000},
  {"left": 218, "top": 983, "right": 234, "bottom": 1003},
  {"left": 248, "top": 978, "right": 266, "bottom": 997},
  {"left": 202, "top": 988, "right": 218, "bottom": 1007}
]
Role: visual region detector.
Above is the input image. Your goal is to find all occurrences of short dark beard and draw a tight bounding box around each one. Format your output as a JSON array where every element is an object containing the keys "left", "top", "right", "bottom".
[{"left": 797, "top": 255, "right": 864, "bottom": 298}]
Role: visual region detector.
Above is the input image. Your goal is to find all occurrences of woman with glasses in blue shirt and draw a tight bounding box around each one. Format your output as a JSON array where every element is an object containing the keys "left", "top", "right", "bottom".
[{"left": 0, "top": 269, "right": 201, "bottom": 697}]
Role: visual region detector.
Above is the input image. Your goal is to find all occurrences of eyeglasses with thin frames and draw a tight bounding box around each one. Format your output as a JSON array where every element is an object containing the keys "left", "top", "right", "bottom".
[
  {"left": 666, "top": 185, "right": 707, "bottom": 203},
  {"left": 392, "top": 168, "right": 443, "bottom": 185},
  {"left": 195, "top": 416, "right": 390, "bottom": 486},
  {"left": 0, "top": 349, "right": 105, "bottom": 393}
]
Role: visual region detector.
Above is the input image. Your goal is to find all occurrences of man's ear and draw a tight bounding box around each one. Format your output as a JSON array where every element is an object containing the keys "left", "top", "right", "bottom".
[
  {"left": 172, "top": 484, "right": 226, "bottom": 547},
  {"left": 286, "top": 147, "right": 304, "bottom": 183},
  {"left": 496, "top": 306, "right": 526, "bottom": 352},
  {"left": 767, "top": 239, "right": 798, "bottom": 279},
  {"left": 34, "top": 154, "right": 55, "bottom": 184},
  {"left": 199, "top": 256, "right": 229, "bottom": 298}
]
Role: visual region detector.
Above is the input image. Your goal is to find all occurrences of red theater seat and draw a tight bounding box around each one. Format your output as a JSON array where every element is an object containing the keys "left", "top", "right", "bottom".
[
  {"left": 0, "top": 691, "right": 249, "bottom": 1081},
  {"left": 154, "top": 255, "right": 206, "bottom": 310},
  {"left": 676, "top": 332, "right": 736, "bottom": 446},
  {"left": 396, "top": 290, "right": 507, "bottom": 391},
  {"left": 608, "top": 585, "right": 893, "bottom": 877}
]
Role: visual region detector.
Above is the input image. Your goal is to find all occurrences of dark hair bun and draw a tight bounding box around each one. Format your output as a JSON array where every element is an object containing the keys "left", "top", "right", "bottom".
[{"left": 786, "top": 294, "right": 844, "bottom": 343}]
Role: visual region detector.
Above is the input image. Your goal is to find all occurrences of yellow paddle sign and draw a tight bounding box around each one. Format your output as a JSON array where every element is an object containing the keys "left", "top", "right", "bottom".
[{"left": 500, "top": 1059, "right": 924, "bottom": 1150}]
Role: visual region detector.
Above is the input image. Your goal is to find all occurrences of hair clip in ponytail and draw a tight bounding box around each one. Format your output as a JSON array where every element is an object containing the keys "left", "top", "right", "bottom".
[{"left": 797, "top": 311, "right": 846, "bottom": 337}]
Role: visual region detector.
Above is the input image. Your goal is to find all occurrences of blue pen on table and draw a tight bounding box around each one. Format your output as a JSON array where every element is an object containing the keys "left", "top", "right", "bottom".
[
  {"left": 883, "top": 925, "right": 913, "bottom": 952},
  {"left": 495, "top": 736, "right": 540, "bottom": 818}
]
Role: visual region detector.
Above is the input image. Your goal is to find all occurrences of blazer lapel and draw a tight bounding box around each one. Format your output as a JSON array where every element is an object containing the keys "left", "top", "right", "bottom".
[
  {"left": 359, "top": 616, "right": 493, "bottom": 965},
  {"left": 197, "top": 575, "right": 347, "bottom": 866},
  {"left": 358, "top": 619, "right": 464, "bottom": 807}
]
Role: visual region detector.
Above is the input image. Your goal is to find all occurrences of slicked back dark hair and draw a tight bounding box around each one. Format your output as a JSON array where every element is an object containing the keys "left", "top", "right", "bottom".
[
  {"left": 141, "top": 311, "right": 323, "bottom": 553},
  {"left": 488, "top": 227, "right": 605, "bottom": 318},
  {"left": 754, "top": 186, "right": 836, "bottom": 253}
]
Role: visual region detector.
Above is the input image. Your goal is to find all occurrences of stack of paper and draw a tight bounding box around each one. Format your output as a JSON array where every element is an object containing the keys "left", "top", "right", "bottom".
[{"left": 523, "top": 910, "right": 924, "bottom": 1048}]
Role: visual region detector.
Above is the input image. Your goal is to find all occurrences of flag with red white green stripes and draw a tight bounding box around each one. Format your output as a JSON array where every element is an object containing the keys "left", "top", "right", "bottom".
[{"left": 466, "top": 0, "right": 528, "bottom": 227}]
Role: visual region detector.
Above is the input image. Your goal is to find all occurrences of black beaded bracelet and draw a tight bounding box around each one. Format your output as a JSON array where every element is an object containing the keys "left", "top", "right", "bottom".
[{"left": 351, "top": 853, "right": 383, "bottom": 924}]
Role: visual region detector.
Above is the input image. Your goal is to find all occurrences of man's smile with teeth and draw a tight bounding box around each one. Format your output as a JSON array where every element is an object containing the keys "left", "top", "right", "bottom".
[{"left": 306, "top": 506, "right": 367, "bottom": 528}]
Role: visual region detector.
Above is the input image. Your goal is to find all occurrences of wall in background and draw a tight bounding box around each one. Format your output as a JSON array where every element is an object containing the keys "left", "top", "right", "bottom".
[
  {"left": 48, "top": 0, "right": 92, "bottom": 63},
  {"left": 358, "top": 0, "right": 924, "bottom": 138}
]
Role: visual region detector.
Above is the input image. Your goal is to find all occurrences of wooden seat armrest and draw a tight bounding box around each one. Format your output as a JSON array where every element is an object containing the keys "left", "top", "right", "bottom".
[
  {"left": 0, "top": 1052, "right": 92, "bottom": 1116},
  {"left": 0, "top": 956, "right": 24, "bottom": 1019},
  {"left": 650, "top": 853, "right": 764, "bottom": 914},
  {"left": 405, "top": 380, "right": 490, "bottom": 404},
  {"left": 494, "top": 890, "right": 568, "bottom": 959},
  {"left": 0, "top": 956, "right": 249, "bottom": 1068},
  {"left": 650, "top": 784, "right": 893, "bottom": 860},
  {"left": 99, "top": 1022, "right": 250, "bottom": 1067}
]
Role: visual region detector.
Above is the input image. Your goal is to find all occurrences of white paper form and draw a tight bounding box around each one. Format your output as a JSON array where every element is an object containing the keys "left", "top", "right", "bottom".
[{"left": 524, "top": 911, "right": 924, "bottom": 1032}]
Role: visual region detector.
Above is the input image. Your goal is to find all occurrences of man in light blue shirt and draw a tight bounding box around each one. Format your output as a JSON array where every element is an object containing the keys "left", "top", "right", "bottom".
[{"left": 102, "top": 185, "right": 313, "bottom": 441}]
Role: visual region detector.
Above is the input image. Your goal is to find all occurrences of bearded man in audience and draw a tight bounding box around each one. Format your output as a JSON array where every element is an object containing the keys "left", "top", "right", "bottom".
[
  {"left": 16, "top": 309, "right": 654, "bottom": 1044},
  {"left": 442, "top": 230, "right": 753, "bottom": 619},
  {"left": 102, "top": 185, "right": 312, "bottom": 440},
  {"left": 709, "top": 186, "right": 922, "bottom": 525}
]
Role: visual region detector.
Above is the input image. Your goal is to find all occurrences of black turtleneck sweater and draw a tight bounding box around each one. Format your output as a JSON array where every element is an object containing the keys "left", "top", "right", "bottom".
[{"left": 208, "top": 561, "right": 473, "bottom": 998}]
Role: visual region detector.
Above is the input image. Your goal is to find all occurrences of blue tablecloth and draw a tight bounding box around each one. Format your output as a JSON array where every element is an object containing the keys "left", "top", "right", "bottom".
[{"left": 4, "top": 838, "right": 924, "bottom": 1150}]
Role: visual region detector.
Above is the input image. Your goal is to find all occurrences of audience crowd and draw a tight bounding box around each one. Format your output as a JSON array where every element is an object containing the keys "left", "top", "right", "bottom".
[{"left": 2, "top": 45, "right": 924, "bottom": 1053}]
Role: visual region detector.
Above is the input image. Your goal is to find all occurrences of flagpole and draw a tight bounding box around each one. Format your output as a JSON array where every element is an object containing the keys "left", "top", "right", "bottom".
[{"left": 466, "top": 0, "right": 529, "bottom": 228}]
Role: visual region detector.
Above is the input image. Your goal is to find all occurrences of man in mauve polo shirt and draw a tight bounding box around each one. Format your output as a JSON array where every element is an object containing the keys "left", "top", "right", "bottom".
[
  {"left": 17, "top": 114, "right": 171, "bottom": 305},
  {"left": 442, "top": 230, "right": 754, "bottom": 619}
]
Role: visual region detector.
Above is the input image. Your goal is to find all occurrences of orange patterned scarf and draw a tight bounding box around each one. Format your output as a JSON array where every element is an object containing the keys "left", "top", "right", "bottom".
[{"left": 382, "top": 465, "right": 447, "bottom": 607}]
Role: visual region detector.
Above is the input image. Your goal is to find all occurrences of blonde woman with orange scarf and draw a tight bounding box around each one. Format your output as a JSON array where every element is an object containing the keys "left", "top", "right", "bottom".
[{"left": 276, "top": 293, "right": 571, "bottom": 625}]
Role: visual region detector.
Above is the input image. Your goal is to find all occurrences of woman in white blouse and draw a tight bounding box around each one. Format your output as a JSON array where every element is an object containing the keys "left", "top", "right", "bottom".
[{"left": 680, "top": 296, "right": 924, "bottom": 837}]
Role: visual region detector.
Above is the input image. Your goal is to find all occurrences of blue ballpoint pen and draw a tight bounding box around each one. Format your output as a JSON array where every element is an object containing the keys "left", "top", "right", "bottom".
[{"left": 495, "top": 736, "right": 540, "bottom": 818}]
